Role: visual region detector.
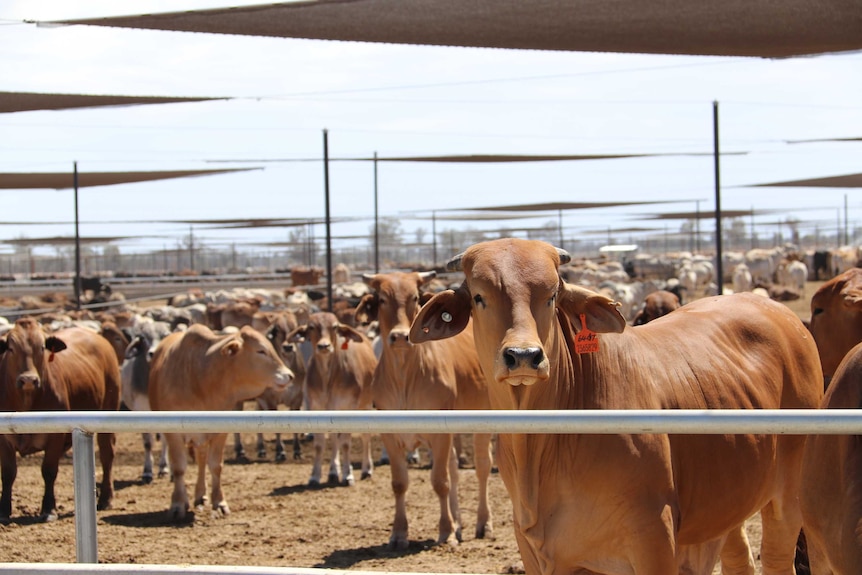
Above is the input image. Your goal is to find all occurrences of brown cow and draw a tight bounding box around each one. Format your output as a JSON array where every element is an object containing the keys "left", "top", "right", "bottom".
[
  {"left": 290, "top": 266, "right": 325, "bottom": 287},
  {"left": 148, "top": 324, "right": 294, "bottom": 520},
  {"left": 287, "top": 311, "right": 375, "bottom": 486},
  {"left": 799, "top": 342, "right": 862, "bottom": 574},
  {"left": 411, "top": 238, "right": 822, "bottom": 575},
  {"left": 808, "top": 267, "right": 862, "bottom": 382},
  {"left": 632, "top": 289, "right": 681, "bottom": 326},
  {"left": 797, "top": 267, "right": 862, "bottom": 573},
  {"left": 356, "top": 271, "right": 493, "bottom": 549},
  {"left": 0, "top": 317, "right": 120, "bottom": 521}
]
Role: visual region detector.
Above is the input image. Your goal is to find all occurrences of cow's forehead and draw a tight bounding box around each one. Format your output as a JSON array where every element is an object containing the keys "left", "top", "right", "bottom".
[
  {"left": 8, "top": 318, "right": 44, "bottom": 348},
  {"left": 464, "top": 239, "right": 561, "bottom": 289}
]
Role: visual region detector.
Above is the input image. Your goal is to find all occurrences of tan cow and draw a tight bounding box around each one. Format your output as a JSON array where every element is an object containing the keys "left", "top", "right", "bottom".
[
  {"left": 411, "top": 238, "right": 822, "bottom": 575},
  {"left": 808, "top": 267, "right": 862, "bottom": 382},
  {"left": 799, "top": 342, "right": 862, "bottom": 574},
  {"left": 287, "top": 311, "right": 375, "bottom": 486},
  {"left": 0, "top": 317, "right": 120, "bottom": 520},
  {"left": 356, "top": 271, "right": 493, "bottom": 549},
  {"left": 148, "top": 324, "right": 294, "bottom": 520}
]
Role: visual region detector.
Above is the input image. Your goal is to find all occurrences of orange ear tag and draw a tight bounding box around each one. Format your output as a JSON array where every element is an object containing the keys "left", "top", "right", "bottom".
[
  {"left": 574, "top": 314, "right": 600, "bottom": 354},
  {"left": 341, "top": 340, "right": 349, "bottom": 350}
]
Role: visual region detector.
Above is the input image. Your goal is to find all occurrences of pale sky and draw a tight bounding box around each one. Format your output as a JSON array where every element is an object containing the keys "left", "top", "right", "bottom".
[{"left": 2, "top": 1, "right": 861, "bottom": 257}]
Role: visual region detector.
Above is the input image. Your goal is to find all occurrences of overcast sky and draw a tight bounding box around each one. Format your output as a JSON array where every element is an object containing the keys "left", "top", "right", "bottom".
[{"left": 2, "top": 1, "right": 861, "bottom": 256}]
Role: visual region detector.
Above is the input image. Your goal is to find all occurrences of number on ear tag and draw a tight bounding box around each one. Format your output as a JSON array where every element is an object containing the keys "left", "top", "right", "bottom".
[{"left": 574, "top": 314, "right": 599, "bottom": 354}]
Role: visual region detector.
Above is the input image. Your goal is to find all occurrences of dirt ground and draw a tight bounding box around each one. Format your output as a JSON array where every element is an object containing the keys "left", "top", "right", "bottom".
[{"left": 0, "top": 282, "right": 821, "bottom": 573}]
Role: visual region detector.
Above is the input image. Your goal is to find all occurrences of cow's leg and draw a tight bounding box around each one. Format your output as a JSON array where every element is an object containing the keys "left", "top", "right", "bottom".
[
  {"left": 95, "top": 431, "right": 115, "bottom": 511},
  {"left": 359, "top": 432, "right": 373, "bottom": 480},
  {"left": 383, "top": 433, "right": 410, "bottom": 550},
  {"left": 207, "top": 434, "right": 229, "bottom": 516},
  {"left": 0, "top": 439, "right": 17, "bottom": 521},
  {"left": 446, "top": 436, "right": 462, "bottom": 542},
  {"left": 309, "top": 432, "right": 326, "bottom": 486},
  {"left": 233, "top": 432, "right": 247, "bottom": 462},
  {"left": 256, "top": 432, "right": 267, "bottom": 459},
  {"left": 142, "top": 432, "right": 155, "bottom": 484},
  {"left": 292, "top": 433, "right": 301, "bottom": 460},
  {"left": 39, "top": 436, "right": 66, "bottom": 521},
  {"left": 761, "top": 439, "right": 806, "bottom": 575},
  {"left": 157, "top": 437, "right": 169, "bottom": 479},
  {"left": 165, "top": 432, "right": 190, "bottom": 520},
  {"left": 718, "top": 523, "right": 755, "bottom": 575},
  {"left": 428, "top": 434, "right": 459, "bottom": 546},
  {"left": 338, "top": 432, "right": 355, "bottom": 486},
  {"left": 192, "top": 442, "right": 208, "bottom": 509},
  {"left": 274, "top": 433, "right": 287, "bottom": 462},
  {"left": 473, "top": 432, "right": 494, "bottom": 539},
  {"left": 760, "top": 499, "right": 803, "bottom": 575},
  {"left": 454, "top": 434, "right": 467, "bottom": 468},
  {"left": 328, "top": 433, "right": 342, "bottom": 484}
]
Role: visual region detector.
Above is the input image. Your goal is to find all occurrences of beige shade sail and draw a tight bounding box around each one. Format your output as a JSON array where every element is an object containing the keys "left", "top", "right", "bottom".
[
  {"left": 0, "top": 91, "right": 225, "bottom": 114},
  {"left": 751, "top": 173, "right": 862, "bottom": 188},
  {"left": 0, "top": 168, "right": 260, "bottom": 190},
  {"left": 53, "top": 0, "right": 862, "bottom": 58}
]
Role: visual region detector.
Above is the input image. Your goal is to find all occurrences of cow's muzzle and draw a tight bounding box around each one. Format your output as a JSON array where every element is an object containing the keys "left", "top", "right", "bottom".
[
  {"left": 497, "top": 346, "right": 549, "bottom": 386},
  {"left": 16, "top": 373, "right": 40, "bottom": 391}
]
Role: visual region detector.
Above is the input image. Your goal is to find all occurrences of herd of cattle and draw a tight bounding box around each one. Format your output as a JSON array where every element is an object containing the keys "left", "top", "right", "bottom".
[{"left": 1, "top": 241, "right": 862, "bottom": 574}]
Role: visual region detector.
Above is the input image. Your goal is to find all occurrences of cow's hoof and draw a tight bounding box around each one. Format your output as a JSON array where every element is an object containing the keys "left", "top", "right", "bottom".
[
  {"left": 214, "top": 502, "right": 230, "bottom": 516},
  {"left": 97, "top": 498, "right": 112, "bottom": 511},
  {"left": 308, "top": 478, "right": 320, "bottom": 487},
  {"left": 158, "top": 470, "right": 169, "bottom": 479},
  {"left": 342, "top": 476, "right": 355, "bottom": 487},
  {"left": 361, "top": 470, "right": 372, "bottom": 481},
  {"left": 293, "top": 451, "right": 301, "bottom": 461},
  {"left": 476, "top": 523, "right": 494, "bottom": 540},
  {"left": 42, "top": 510, "right": 59, "bottom": 523},
  {"left": 257, "top": 449, "right": 267, "bottom": 459},
  {"left": 388, "top": 536, "right": 409, "bottom": 551},
  {"left": 276, "top": 452, "right": 287, "bottom": 463},
  {"left": 327, "top": 474, "right": 339, "bottom": 485},
  {"left": 168, "top": 504, "right": 188, "bottom": 522},
  {"left": 142, "top": 473, "right": 154, "bottom": 485}
]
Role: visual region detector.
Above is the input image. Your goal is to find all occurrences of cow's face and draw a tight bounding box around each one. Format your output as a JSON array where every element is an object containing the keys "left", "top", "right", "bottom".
[
  {"left": 0, "top": 317, "right": 67, "bottom": 410},
  {"left": 222, "top": 326, "right": 294, "bottom": 392},
  {"left": 360, "top": 271, "right": 436, "bottom": 350},
  {"left": 411, "top": 239, "right": 624, "bottom": 389},
  {"left": 808, "top": 268, "right": 862, "bottom": 379}
]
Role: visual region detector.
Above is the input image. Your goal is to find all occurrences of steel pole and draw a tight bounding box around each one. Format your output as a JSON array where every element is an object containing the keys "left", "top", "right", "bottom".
[{"left": 72, "top": 429, "right": 97, "bottom": 563}]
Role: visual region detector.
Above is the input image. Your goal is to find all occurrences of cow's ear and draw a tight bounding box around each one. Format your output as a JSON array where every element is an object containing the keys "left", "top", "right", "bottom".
[
  {"left": 335, "top": 324, "right": 366, "bottom": 343},
  {"left": 286, "top": 326, "right": 306, "bottom": 343},
  {"left": 843, "top": 287, "right": 862, "bottom": 307},
  {"left": 409, "top": 287, "right": 471, "bottom": 343},
  {"left": 557, "top": 282, "right": 626, "bottom": 334},
  {"left": 45, "top": 336, "right": 68, "bottom": 354},
  {"left": 221, "top": 338, "right": 241, "bottom": 357},
  {"left": 354, "top": 293, "right": 379, "bottom": 325}
]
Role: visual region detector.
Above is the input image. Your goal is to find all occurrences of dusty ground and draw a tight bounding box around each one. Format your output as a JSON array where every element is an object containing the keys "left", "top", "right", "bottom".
[{"left": 0, "top": 281, "right": 821, "bottom": 572}]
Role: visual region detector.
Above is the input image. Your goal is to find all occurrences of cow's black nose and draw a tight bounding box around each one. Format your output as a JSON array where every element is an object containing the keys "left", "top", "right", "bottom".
[{"left": 503, "top": 347, "right": 544, "bottom": 370}]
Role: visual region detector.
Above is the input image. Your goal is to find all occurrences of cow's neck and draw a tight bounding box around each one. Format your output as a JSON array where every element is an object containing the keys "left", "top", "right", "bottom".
[{"left": 494, "top": 314, "right": 583, "bottom": 561}]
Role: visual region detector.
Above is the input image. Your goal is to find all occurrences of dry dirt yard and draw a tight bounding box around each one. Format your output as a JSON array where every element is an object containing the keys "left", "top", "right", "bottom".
[{"left": 0, "top": 282, "right": 822, "bottom": 573}]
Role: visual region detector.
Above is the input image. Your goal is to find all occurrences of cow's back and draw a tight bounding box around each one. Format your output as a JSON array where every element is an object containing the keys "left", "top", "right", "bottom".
[
  {"left": 50, "top": 327, "right": 120, "bottom": 412},
  {"left": 603, "top": 293, "right": 822, "bottom": 542},
  {"left": 148, "top": 328, "right": 199, "bottom": 412}
]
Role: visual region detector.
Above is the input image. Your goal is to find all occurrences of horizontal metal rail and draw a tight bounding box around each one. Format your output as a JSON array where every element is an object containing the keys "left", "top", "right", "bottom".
[
  {"left": 0, "top": 564, "right": 479, "bottom": 575},
  {"left": 2, "top": 409, "right": 859, "bottom": 572},
  {"left": 1, "top": 409, "right": 862, "bottom": 436}
]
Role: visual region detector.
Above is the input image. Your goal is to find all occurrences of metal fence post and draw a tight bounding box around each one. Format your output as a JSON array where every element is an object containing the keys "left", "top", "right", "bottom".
[{"left": 71, "top": 428, "right": 97, "bottom": 563}]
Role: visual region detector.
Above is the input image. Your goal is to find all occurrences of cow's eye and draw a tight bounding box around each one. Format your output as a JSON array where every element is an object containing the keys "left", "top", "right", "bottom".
[
  {"left": 812, "top": 308, "right": 824, "bottom": 316},
  {"left": 548, "top": 294, "right": 556, "bottom": 307},
  {"left": 473, "top": 294, "right": 485, "bottom": 309}
]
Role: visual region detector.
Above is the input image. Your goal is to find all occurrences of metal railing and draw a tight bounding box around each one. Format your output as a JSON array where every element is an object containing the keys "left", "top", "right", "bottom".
[{"left": 1, "top": 409, "right": 861, "bottom": 572}]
